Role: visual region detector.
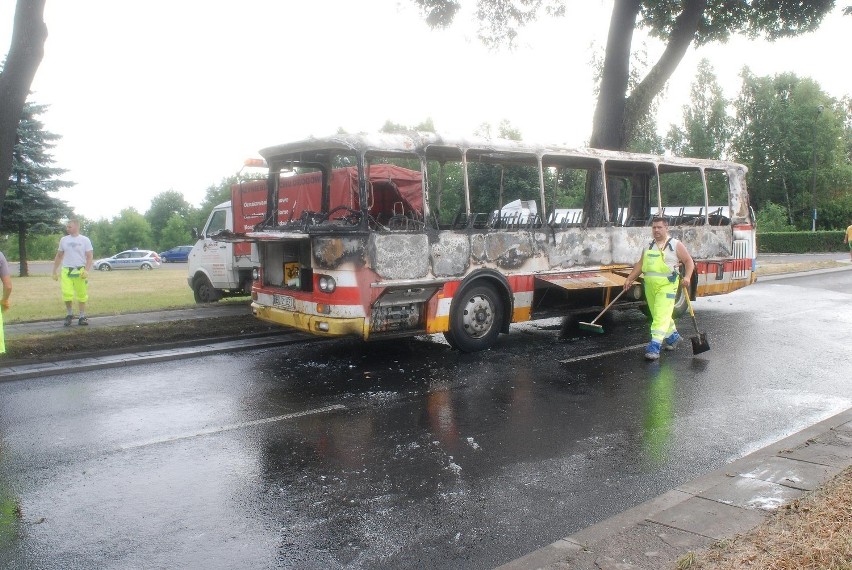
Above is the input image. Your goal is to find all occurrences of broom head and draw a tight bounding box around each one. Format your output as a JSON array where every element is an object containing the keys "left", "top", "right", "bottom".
[{"left": 578, "top": 321, "right": 605, "bottom": 334}]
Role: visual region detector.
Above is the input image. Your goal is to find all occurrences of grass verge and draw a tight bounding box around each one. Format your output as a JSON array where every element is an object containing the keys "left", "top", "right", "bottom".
[
  {"left": 677, "top": 466, "right": 852, "bottom": 569},
  {"left": 4, "top": 269, "right": 245, "bottom": 322}
]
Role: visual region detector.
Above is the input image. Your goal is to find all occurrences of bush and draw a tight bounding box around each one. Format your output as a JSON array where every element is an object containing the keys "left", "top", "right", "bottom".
[
  {"left": 755, "top": 202, "right": 795, "bottom": 232},
  {"left": 758, "top": 231, "right": 846, "bottom": 253}
]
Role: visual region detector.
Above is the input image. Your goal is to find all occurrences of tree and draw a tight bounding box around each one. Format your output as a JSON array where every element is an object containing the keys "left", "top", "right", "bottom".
[
  {"left": 731, "top": 70, "right": 851, "bottom": 229},
  {"left": 145, "top": 189, "right": 191, "bottom": 249},
  {"left": 84, "top": 217, "right": 115, "bottom": 257},
  {"left": 0, "top": 101, "right": 72, "bottom": 276},
  {"left": 110, "top": 208, "right": 153, "bottom": 252},
  {"left": 0, "top": 0, "right": 48, "bottom": 219},
  {"left": 192, "top": 175, "right": 239, "bottom": 231},
  {"left": 158, "top": 212, "right": 192, "bottom": 250},
  {"left": 665, "top": 58, "right": 730, "bottom": 160},
  {"left": 592, "top": 43, "right": 664, "bottom": 154},
  {"left": 754, "top": 201, "right": 795, "bottom": 232},
  {"left": 380, "top": 117, "right": 437, "bottom": 133},
  {"left": 412, "top": 0, "right": 835, "bottom": 224}
]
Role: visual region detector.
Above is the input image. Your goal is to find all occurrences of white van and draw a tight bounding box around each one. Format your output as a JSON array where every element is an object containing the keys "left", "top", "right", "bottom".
[{"left": 187, "top": 200, "right": 259, "bottom": 303}]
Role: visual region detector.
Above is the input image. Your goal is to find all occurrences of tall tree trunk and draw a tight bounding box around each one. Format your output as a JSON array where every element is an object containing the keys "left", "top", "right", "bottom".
[
  {"left": 585, "top": 0, "right": 641, "bottom": 225},
  {"left": 621, "top": 0, "right": 706, "bottom": 146},
  {"left": 0, "top": 0, "right": 48, "bottom": 222},
  {"left": 17, "top": 222, "right": 28, "bottom": 277},
  {"left": 589, "top": 0, "right": 641, "bottom": 151},
  {"left": 781, "top": 173, "right": 794, "bottom": 226},
  {"left": 586, "top": 0, "right": 706, "bottom": 226}
]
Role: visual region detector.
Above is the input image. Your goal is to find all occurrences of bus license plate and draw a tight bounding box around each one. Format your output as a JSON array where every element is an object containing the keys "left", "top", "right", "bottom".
[{"left": 273, "top": 294, "right": 295, "bottom": 311}]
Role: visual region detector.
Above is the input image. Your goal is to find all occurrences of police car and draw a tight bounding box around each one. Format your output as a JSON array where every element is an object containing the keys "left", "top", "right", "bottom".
[{"left": 94, "top": 249, "right": 161, "bottom": 271}]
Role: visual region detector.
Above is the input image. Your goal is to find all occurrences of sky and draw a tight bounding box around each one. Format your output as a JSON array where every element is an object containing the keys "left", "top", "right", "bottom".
[{"left": 1, "top": 1, "right": 849, "bottom": 220}]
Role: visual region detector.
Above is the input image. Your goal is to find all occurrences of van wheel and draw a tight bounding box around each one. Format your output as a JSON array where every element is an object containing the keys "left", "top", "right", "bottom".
[
  {"left": 443, "top": 283, "right": 503, "bottom": 352},
  {"left": 193, "top": 275, "right": 221, "bottom": 303}
]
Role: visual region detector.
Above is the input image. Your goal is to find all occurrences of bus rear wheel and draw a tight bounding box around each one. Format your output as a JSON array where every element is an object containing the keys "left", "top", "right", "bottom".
[
  {"left": 640, "top": 283, "right": 687, "bottom": 319},
  {"left": 444, "top": 283, "right": 502, "bottom": 352}
]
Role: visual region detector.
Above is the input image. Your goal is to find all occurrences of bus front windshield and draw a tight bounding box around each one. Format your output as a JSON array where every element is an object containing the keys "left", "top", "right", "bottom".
[{"left": 271, "top": 151, "right": 361, "bottom": 227}]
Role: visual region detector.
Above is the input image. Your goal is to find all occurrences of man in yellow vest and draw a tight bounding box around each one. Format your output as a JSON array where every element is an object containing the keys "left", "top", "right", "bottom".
[{"left": 624, "top": 216, "right": 695, "bottom": 360}]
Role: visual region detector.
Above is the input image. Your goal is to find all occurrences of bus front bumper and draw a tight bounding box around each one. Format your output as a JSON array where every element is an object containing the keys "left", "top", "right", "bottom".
[{"left": 251, "top": 303, "right": 367, "bottom": 339}]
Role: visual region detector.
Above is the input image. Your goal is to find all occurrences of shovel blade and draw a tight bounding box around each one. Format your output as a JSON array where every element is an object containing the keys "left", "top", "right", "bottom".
[{"left": 690, "top": 333, "right": 710, "bottom": 355}]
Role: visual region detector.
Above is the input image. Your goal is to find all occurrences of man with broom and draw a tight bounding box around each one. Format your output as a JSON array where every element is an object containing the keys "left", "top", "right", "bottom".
[{"left": 623, "top": 217, "right": 695, "bottom": 361}]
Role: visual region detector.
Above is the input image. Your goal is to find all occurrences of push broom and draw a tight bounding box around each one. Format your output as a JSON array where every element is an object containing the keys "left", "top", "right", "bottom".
[{"left": 578, "top": 287, "right": 630, "bottom": 334}]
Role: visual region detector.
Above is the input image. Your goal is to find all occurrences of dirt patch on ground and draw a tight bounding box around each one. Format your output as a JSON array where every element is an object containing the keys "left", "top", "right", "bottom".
[{"left": 3, "top": 314, "right": 283, "bottom": 365}]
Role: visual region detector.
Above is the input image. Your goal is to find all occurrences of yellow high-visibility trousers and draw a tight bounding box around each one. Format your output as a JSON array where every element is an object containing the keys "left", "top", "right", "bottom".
[{"left": 644, "top": 276, "right": 678, "bottom": 343}]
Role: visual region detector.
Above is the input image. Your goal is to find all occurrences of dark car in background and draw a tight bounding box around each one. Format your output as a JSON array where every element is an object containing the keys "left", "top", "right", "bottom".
[{"left": 159, "top": 245, "right": 193, "bottom": 263}]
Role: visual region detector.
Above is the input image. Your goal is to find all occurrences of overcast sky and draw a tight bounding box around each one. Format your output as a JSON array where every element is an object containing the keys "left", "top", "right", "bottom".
[{"left": 1, "top": 1, "right": 849, "bottom": 220}]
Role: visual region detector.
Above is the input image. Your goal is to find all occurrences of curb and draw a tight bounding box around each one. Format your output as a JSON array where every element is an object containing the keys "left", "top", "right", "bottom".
[
  {"left": 757, "top": 263, "right": 850, "bottom": 282},
  {"left": 497, "top": 407, "right": 852, "bottom": 569}
]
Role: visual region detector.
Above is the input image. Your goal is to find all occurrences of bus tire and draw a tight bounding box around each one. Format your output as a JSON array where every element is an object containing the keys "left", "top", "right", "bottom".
[
  {"left": 193, "top": 275, "right": 222, "bottom": 303},
  {"left": 444, "top": 282, "right": 502, "bottom": 352},
  {"left": 672, "top": 284, "right": 687, "bottom": 318},
  {"left": 640, "top": 284, "right": 687, "bottom": 319}
]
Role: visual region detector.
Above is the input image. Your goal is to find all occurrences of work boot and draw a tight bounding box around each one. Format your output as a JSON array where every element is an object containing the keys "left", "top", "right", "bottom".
[
  {"left": 663, "top": 331, "right": 682, "bottom": 351},
  {"left": 78, "top": 316, "right": 89, "bottom": 326},
  {"left": 63, "top": 315, "right": 73, "bottom": 327},
  {"left": 644, "top": 340, "right": 661, "bottom": 361}
]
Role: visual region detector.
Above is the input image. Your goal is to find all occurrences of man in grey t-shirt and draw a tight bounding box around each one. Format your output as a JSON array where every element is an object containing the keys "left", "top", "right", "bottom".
[{"left": 52, "top": 219, "right": 94, "bottom": 326}]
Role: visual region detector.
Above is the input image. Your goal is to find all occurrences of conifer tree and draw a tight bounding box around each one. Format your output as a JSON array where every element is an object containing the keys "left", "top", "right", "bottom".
[{"left": 1, "top": 101, "right": 72, "bottom": 276}]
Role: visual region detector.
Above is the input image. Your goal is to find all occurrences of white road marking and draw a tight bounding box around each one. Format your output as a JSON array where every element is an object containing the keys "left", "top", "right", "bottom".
[
  {"left": 559, "top": 343, "right": 647, "bottom": 364},
  {"left": 120, "top": 404, "right": 346, "bottom": 451}
]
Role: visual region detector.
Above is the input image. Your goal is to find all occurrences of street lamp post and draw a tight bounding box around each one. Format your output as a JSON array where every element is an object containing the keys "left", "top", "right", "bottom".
[{"left": 811, "top": 104, "right": 824, "bottom": 231}]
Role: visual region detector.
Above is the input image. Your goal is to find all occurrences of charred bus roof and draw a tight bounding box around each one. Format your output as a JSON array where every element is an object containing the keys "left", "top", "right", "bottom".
[{"left": 258, "top": 132, "right": 747, "bottom": 176}]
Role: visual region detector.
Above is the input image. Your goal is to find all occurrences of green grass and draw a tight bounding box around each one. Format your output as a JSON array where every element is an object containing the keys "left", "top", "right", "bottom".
[{"left": 5, "top": 269, "right": 200, "bottom": 322}]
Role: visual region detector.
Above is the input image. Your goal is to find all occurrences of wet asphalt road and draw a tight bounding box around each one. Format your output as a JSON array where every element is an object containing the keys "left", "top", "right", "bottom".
[{"left": 1, "top": 269, "right": 850, "bottom": 569}]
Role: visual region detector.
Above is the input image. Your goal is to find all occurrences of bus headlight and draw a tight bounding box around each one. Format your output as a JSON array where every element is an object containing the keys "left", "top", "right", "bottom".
[
  {"left": 252, "top": 268, "right": 260, "bottom": 281},
  {"left": 318, "top": 275, "right": 336, "bottom": 293}
]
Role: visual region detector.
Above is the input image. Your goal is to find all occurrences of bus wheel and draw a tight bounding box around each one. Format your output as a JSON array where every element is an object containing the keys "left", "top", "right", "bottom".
[
  {"left": 640, "top": 285, "right": 687, "bottom": 319},
  {"left": 672, "top": 284, "right": 687, "bottom": 318},
  {"left": 193, "top": 275, "right": 221, "bottom": 303},
  {"left": 444, "top": 283, "right": 502, "bottom": 352}
]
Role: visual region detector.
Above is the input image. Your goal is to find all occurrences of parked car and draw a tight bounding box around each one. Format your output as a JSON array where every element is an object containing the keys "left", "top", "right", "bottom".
[
  {"left": 159, "top": 245, "right": 193, "bottom": 263},
  {"left": 94, "top": 249, "right": 161, "bottom": 271}
]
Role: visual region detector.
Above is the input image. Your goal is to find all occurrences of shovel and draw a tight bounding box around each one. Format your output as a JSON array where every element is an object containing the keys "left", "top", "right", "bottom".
[
  {"left": 682, "top": 283, "right": 710, "bottom": 355},
  {"left": 578, "top": 287, "right": 629, "bottom": 334}
]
